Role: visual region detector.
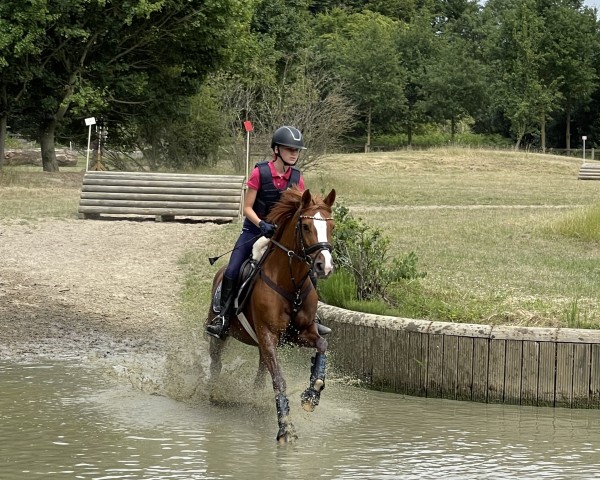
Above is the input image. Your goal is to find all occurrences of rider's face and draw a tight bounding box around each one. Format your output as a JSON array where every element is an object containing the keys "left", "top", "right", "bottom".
[{"left": 278, "top": 146, "right": 300, "bottom": 164}]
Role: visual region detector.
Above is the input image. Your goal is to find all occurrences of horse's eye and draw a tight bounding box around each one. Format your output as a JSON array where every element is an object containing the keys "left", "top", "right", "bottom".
[{"left": 302, "top": 223, "right": 310, "bottom": 232}]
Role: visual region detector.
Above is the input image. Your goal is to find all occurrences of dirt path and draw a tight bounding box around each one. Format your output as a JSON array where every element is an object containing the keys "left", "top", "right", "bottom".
[{"left": 0, "top": 218, "right": 220, "bottom": 362}]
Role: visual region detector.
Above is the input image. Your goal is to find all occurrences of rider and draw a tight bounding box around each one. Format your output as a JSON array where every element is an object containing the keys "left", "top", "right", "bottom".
[{"left": 206, "top": 126, "right": 331, "bottom": 339}]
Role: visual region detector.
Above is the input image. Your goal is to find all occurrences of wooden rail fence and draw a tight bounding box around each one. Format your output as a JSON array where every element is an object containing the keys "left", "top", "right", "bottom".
[
  {"left": 318, "top": 303, "right": 600, "bottom": 408},
  {"left": 78, "top": 171, "right": 245, "bottom": 222}
]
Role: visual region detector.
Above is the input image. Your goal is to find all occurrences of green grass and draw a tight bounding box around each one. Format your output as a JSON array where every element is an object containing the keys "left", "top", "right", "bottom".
[
  {"left": 2, "top": 147, "right": 600, "bottom": 327},
  {"left": 304, "top": 147, "right": 600, "bottom": 327}
]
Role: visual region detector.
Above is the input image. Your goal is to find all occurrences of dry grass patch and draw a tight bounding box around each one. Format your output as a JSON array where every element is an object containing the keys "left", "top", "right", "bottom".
[{"left": 0, "top": 170, "right": 83, "bottom": 220}]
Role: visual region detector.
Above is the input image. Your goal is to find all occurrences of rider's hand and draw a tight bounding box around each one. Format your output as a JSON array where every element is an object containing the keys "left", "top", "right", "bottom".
[{"left": 258, "top": 220, "right": 276, "bottom": 238}]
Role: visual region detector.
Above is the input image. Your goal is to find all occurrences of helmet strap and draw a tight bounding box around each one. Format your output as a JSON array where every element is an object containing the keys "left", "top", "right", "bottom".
[{"left": 274, "top": 146, "right": 294, "bottom": 169}]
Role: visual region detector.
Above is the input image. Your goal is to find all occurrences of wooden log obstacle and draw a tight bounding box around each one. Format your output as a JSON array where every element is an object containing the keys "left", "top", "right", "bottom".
[
  {"left": 318, "top": 303, "right": 600, "bottom": 408},
  {"left": 578, "top": 162, "right": 600, "bottom": 180},
  {"left": 78, "top": 171, "right": 245, "bottom": 222}
]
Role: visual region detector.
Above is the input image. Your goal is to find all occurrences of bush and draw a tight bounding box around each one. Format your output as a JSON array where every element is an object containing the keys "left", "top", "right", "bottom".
[{"left": 328, "top": 203, "right": 426, "bottom": 302}]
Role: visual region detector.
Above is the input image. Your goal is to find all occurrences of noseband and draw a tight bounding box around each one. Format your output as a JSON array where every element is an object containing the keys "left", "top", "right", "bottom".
[{"left": 270, "top": 212, "right": 333, "bottom": 267}]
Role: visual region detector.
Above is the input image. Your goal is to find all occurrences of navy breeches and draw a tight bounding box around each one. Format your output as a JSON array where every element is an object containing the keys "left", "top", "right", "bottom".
[{"left": 224, "top": 219, "right": 261, "bottom": 282}]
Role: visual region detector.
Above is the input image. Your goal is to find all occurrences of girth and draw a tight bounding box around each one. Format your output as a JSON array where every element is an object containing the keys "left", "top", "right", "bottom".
[{"left": 259, "top": 270, "right": 313, "bottom": 316}]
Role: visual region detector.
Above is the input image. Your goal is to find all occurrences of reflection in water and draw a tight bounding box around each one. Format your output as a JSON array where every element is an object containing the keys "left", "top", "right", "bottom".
[{"left": 1, "top": 360, "right": 600, "bottom": 480}]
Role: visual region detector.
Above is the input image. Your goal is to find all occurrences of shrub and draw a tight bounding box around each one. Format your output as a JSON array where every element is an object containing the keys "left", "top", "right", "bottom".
[{"left": 329, "top": 204, "right": 426, "bottom": 302}]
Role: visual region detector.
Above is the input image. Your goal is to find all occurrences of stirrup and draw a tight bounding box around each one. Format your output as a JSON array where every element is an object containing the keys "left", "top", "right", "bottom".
[{"left": 206, "top": 314, "right": 228, "bottom": 339}]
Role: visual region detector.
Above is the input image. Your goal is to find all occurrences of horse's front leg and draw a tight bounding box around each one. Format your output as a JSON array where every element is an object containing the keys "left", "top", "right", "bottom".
[
  {"left": 300, "top": 333, "right": 328, "bottom": 412},
  {"left": 258, "top": 331, "right": 297, "bottom": 444}
]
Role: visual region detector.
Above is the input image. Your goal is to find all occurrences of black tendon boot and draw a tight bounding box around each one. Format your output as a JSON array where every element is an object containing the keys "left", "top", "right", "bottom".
[{"left": 206, "top": 275, "right": 235, "bottom": 339}]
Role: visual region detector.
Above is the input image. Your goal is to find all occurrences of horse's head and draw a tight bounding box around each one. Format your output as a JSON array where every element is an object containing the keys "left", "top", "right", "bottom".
[
  {"left": 298, "top": 188, "right": 336, "bottom": 279},
  {"left": 267, "top": 186, "right": 336, "bottom": 279}
]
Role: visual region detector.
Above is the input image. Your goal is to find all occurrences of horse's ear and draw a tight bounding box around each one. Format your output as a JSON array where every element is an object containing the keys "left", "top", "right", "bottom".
[
  {"left": 301, "top": 189, "right": 312, "bottom": 208},
  {"left": 324, "top": 189, "right": 336, "bottom": 207}
]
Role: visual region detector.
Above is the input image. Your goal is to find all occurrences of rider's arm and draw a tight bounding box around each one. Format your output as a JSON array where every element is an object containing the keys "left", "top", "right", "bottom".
[{"left": 243, "top": 188, "right": 261, "bottom": 227}]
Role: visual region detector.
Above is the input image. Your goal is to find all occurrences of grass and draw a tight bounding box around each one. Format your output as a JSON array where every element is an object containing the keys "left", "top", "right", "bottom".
[
  {"left": 0, "top": 166, "right": 85, "bottom": 221},
  {"left": 2, "top": 146, "right": 600, "bottom": 327},
  {"left": 304, "top": 147, "right": 600, "bottom": 328}
]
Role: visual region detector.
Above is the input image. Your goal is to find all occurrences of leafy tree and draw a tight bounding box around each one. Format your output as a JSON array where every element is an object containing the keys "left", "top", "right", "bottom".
[
  {"left": 540, "top": 2, "right": 598, "bottom": 150},
  {"left": 364, "top": 0, "right": 419, "bottom": 21},
  {"left": 252, "top": 0, "right": 313, "bottom": 67},
  {"left": 483, "top": 0, "right": 561, "bottom": 149},
  {"left": 315, "top": 9, "right": 406, "bottom": 149},
  {"left": 0, "top": 0, "right": 48, "bottom": 168},
  {"left": 396, "top": 9, "right": 437, "bottom": 145},
  {"left": 422, "top": 34, "right": 489, "bottom": 139},
  {"left": 7, "top": 0, "right": 245, "bottom": 171}
]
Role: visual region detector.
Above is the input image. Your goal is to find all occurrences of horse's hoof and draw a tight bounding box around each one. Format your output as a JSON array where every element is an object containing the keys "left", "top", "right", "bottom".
[
  {"left": 277, "top": 434, "right": 293, "bottom": 445},
  {"left": 300, "top": 387, "right": 320, "bottom": 412},
  {"left": 277, "top": 428, "right": 297, "bottom": 444}
]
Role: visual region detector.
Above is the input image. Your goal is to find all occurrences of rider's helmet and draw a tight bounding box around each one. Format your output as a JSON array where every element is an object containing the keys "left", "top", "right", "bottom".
[{"left": 271, "top": 126, "right": 307, "bottom": 150}]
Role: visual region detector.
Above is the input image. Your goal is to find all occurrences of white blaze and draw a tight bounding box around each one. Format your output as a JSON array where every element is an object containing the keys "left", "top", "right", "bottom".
[{"left": 314, "top": 212, "right": 333, "bottom": 276}]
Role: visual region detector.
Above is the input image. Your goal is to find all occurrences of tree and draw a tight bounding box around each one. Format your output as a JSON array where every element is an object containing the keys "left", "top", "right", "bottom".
[
  {"left": 422, "top": 34, "right": 489, "bottom": 139},
  {"left": 6, "top": 0, "right": 245, "bottom": 171},
  {"left": 540, "top": 2, "right": 598, "bottom": 150},
  {"left": 252, "top": 0, "right": 313, "bottom": 67},
  {"left": 211, "top": 52, "right": 357, "bottom": 171},
  {"left": 315, "top": 9, "right": 407, "bottom": 149},
  {"left": 483, "top": 0, "right": 561, "bottom": 149},
  {"left": 0, "top": 0, "right": 48, "bottom": 168},
  {"left": 396, "top": 9, "right": 437, "bottom": 145}
]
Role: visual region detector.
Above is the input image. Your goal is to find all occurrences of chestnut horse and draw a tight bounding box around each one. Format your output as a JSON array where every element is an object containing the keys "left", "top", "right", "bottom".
[{"left": 206, "top": 186, "right": 336, "bottom": 443}]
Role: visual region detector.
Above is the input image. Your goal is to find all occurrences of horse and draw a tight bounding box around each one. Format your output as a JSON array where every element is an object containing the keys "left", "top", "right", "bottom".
[{"left": 205, "top": 186, "right": 336, "bottom": 443}]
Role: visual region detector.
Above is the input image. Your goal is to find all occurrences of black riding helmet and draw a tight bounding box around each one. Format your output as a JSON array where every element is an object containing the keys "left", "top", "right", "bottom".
[{"left": 271, "top": 126, "right": 307, "bottom": 151}]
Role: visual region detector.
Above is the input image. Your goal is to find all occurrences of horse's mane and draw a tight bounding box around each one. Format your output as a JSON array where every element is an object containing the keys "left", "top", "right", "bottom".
[
  {"left": 266, "top": 186, "right": 304, "bottom": 229},
  {"left": 266, "top": 185, "right": 330, "bottom": 230}
]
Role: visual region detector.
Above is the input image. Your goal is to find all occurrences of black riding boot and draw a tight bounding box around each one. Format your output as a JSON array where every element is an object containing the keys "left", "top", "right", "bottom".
[{"left": 206, "top": 275, "right": 235, "bottom": 339}]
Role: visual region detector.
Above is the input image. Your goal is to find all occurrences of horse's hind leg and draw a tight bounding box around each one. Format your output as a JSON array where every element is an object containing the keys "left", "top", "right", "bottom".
[{"left": 254, "top": 351, "right": 268, "bottom": 390}]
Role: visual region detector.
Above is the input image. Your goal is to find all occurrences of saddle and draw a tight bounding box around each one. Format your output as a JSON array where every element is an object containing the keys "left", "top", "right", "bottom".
[
  {"left": 211, "top": 235, "right": 331, "bottom": 338},
  {"left": 211, "top": 237, "right": 270, "bottom": 315}
]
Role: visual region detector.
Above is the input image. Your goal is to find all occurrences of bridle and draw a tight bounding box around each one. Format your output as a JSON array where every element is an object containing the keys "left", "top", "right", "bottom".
[{"left": 260, "top": 210, "right": 334, "bottom": 316}]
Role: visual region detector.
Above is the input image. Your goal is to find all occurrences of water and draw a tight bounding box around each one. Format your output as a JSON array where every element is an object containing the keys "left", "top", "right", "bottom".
[{"left": 2, "top": 360, "right": 600, "bottom": 480}]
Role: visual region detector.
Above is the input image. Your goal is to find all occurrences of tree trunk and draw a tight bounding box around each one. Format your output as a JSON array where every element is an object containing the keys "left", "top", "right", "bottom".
[
  {"left": 540, "top": 110, "right": 546, "bottom": 153},
  {"left": 0, "top": 83, "right": 6, "bottom": 170},
  {"left": 565, "top": 102, "right": 571, "bottom": 152},
  {"left": 365, "top": 106, "right": 372, "bottom": 153},
  {"left": 40, "top": 120, "right": 59, "bottom": 172},
  {"left": 407, "top": 107, "right": 413, "bottom": 147},
  {"left": 0, "top": 113, "right": 6, "bottom": 170}
]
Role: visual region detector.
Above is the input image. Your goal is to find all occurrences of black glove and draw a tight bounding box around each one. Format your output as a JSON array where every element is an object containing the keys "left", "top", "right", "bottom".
[{"left": 258, "top": 220, "right": 276, "bottom": 238}]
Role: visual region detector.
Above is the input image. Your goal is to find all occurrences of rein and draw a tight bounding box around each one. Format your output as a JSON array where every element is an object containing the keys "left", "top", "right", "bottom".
[{"left": 261, "top": 212, "right": 333, "bottom": 317}]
